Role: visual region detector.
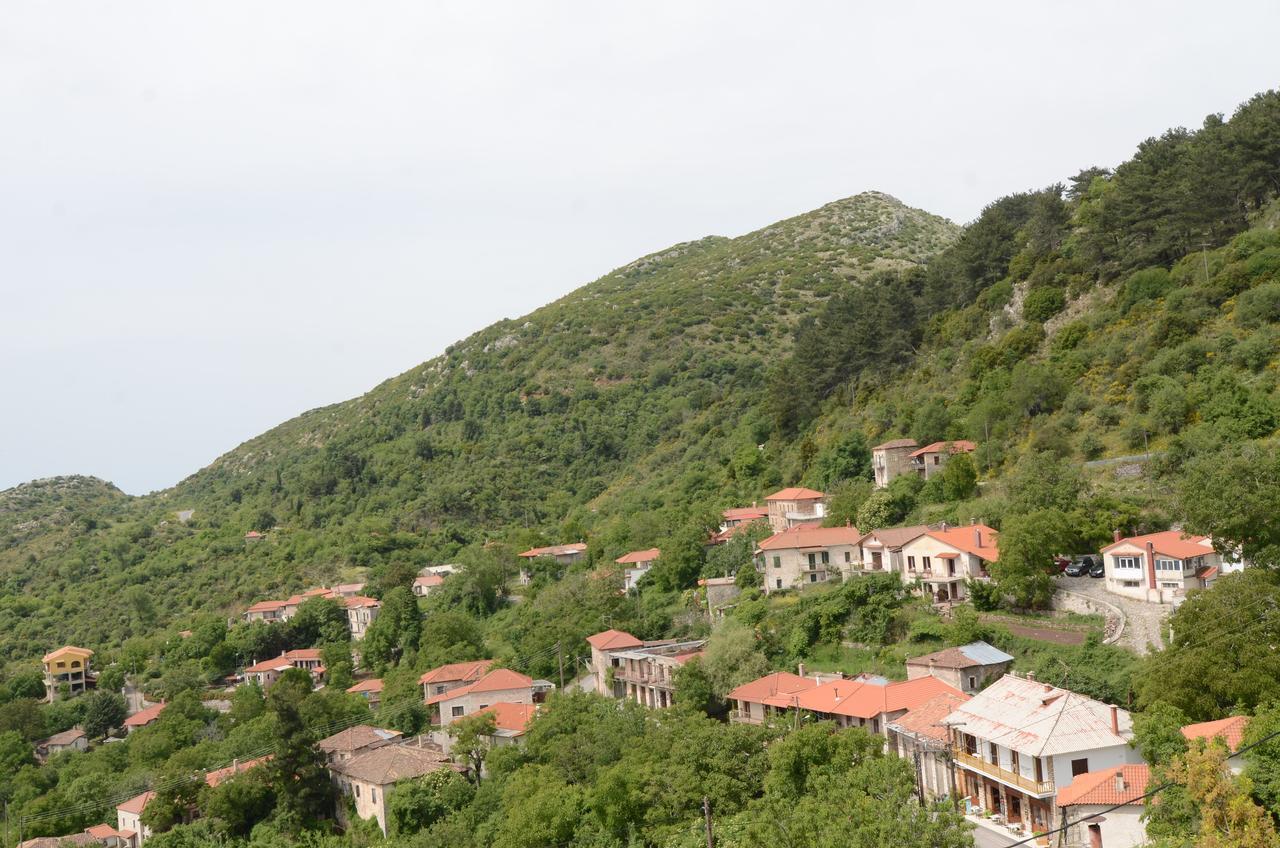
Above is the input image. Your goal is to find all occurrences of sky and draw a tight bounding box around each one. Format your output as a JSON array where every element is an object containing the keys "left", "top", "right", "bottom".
[{"left": 2, "top": 2, "right": 1278, "bottom": 495}]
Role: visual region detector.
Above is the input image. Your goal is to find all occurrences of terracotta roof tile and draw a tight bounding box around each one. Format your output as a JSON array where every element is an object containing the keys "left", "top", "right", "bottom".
[
  {"left": 419, "top": 659, "right": 493, "bottom": 686},
  {"left": 1181, "top": 715, "right": 1249, "bottom": 751},
  {"left": 908, "top": 440, "right": 977, "bottom": 458},
  {"left": 1102, "top": 530, "right": 1215, "bottom": 560},
  {"left": 757, "top": 524, "right": 862, "bottom": 551},
  {"left": 330, "top": 743, "right": 464, "bottom": 785},
  {"left": 1057, "top": 764, "right": 1150, "bottom": 807},
  {"left": 765, "top": 487, "right": 826, "bottom": 501},
  {"left": 615, "top": 548, "right": 661, "bottom": 564},
  {"left": 123, "top": 702, "right": 166, "bottom": 728}
]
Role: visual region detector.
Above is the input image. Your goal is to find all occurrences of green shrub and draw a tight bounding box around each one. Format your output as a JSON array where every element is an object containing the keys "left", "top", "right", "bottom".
[
  {"left": 1235, "top": 282, "right": 1280, "bottom": 327},
  {"left": 1118, "top": 267, "right": 1173, "bottom": 313},
  {"left": 1023, "top": 287, "right": 1066, "bottom": 322}
]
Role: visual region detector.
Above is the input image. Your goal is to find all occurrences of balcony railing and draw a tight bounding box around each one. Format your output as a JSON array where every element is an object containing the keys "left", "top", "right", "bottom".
[
  {"left": 730, "top": 709, "right": 763, "bottom": 724},
  {"left": 953, "top": 749, "right": 1055, "bottom": 796}
]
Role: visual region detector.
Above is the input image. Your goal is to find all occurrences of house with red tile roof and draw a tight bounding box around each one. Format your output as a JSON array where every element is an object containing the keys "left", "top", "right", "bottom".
[
  {"left": 346, "top": 678, "right": 384, "bottom": 708},
  {"left": 898, "top": 523, "right": 997, "bottom": 603},
  {"left": 710, "top": 505, "right": 769, "bottom": 544},
  {"left": 204, "top": 755, "right": 271, "bottom": 788},
  {"left": 1182, "top": 715, "right": 1250, "bottom": 773},
  {"left": 412, "top": 573, "right": 445, "bottom": 597},
  {"left": 615, "top": 548, "right": 660, "bottom": 591},
  {"left": 242, "top": 649, "right": 324, "bottom": 688},
  {"left": 607, "top": 640, "right": 705, "bottom": 709},
  {"left": 343, "top": 595, "right": 380, "bottom": 640},
  {"left": 855, "top": 524, "right": 934, "bottom": 575},
  {"left": 586, "top": 629, "right": 643, "bottom": 695},
  {"left": 123, "top": 702, "right": 166, "bottom": 734},
  {"left": 328, "top": 742, "right": 464, "bottom": 834},
  {"left": 764, "top": 487, "right": 827, "bottom": 532},
  {"left": 944, "top": 674, "right": 1143, "bottom": 839},
  {"left": 908, "top": 440, "right": 977, "bottom": 481},
  {"left": 1056, "top": 764, "right": 1150, "bottom": 848},
  {"left": 887, "top": 691, "right": 971, "bottom": 800},
  {"left": 791, "top": 674, "right": 965, "bottom": 736},
  {"left": 419, "top": 659, "right": 494, "bottom": 700},
  {"left": 475, "top": 702, "right": 539, "bottom": 747},
  {"left": 1101, "top": 530, "right": 1231, "bottom": 604},
  {"left": 727, "top": 671, "right": 823, "bottom": 724},
  {"left": 243, "top": 599, "right": 290, "bottom": 623},
  {"left": 516, "top": 542, "right": 588, "bottom": 585},
  {"left": 426, "top": 669, "right": 551, "bottom": 754},
  {"left": 115, "top": 791, "right": 154, "bottom": 848},
  {"left": 872, "top": 438, "right": 919, "bottom": 488},
  {"left": 756, "top": 524, "right": 862, "bottom": 594},
  {"left": 317, "top": 725, "right": 402, "bottom": 763}
]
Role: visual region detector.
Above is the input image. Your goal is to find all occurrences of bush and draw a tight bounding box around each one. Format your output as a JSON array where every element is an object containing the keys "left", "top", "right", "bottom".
[
  {"left": 1119, "top": 267, "right": 1173, "bottom": 313},
  {"left": 1235, "top": 282, "right": 1280, "bottom": 327},
  {"left": 1023, "top": 287, "right": 1066, "bottom": 322}
]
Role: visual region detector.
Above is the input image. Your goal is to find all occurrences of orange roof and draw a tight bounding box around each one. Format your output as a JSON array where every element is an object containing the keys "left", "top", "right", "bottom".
[
  {"left": 86, "top": 825, "right": 126, "bottom": 840},
  {"left": 796, "top": 675, "right": 963, "bottom": 719},
  {"left": 1057, "top": 764, "right": 1150, "bottom": 807},
  {"left": 889, "top": 692, "right": 971, "bottom": 742},
  {"left": 245, "top": 600, "right": 289, "bottom": 614},
  {"left": 41, "top": 645, "right": 93, "bottom": 663},
  {"left": 727, "top": 672, "right": 818, "bottom": 704},
  {"left": 872, "top": 438, "right": 919, "bottom": 451},
  {"left": 723, "top": 506, "right": 769, "bottom": 521},
  {"left": 615, "top": 548, "right": 661, "bottom": 564},
  {"left": 244, "top": 656, "right": 293, "bottom": 674},
  {"left": 586, "top": 629, "right": 644, "bottom": 650},
  {"left": 205, "top": 755, "right": 271, "bottom": 787},
  {"left": 518, "top": 542, "right": 587, "bottom": 558},
  {"left": 757, "top": 524, "right": 862, "bottom": 551},
  {"left": 1181, "top": 716, "right": 1249, "bottom": 751},
  {"left": 476, "top": 702, "right": 539, "bottom": 734},
  {"left": 1102, "top": 530, "right": 1214, "bottom": 561},
  {"left": 343, "top": 595, "right": 380, "bottom": 609},
  {"left": 425, "top": 668, "right": 533, "bottom": 705},
  {"left": 346, "top": 679, "right": 384, "bottom": 694},
  {"left": 765, "top": 487, "right": 825, "bottom": 501},
  {"left": 124, "top": 702, "right": 166, "bottom": 728},
  {"left": 116, "top": 791, "right": 155, "bottom": 815},
  {"left": 414, "top": 574, "right": 445, "bottom": 587},
  {"left": 909, "top": 440, "right": 977, "bottom": 458},
  {"left": 924, "top": 524, "right": 999, "bottom": 563},
  {"left": 419, "top": 659, "right": 493, "bottom": 686}
]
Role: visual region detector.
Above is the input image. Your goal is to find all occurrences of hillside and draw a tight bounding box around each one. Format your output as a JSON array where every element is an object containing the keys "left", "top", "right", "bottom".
[{"left": 0, "top": 192, "right": 958, "bottom": 663}]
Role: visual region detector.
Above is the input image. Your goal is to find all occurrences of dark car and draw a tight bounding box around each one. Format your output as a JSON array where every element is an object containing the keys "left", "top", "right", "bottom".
[
  {"left": 1088, "top": 559, "right": 1106, "bottom": 578},
  {"left": 1063, "top": 559, "right": 1090, "bottom": 577}
]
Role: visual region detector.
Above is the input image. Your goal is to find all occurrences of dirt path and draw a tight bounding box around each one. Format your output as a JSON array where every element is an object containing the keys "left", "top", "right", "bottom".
[{"left": 1001, "top": 624, "right": 1085, "bottom": 645}]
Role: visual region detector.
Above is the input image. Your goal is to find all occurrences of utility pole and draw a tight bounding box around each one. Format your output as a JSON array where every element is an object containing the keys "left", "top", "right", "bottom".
[
  {"left": 702, "top": 796, "right": 715, "bottom": 848},
  {"left": 1200, "top": 241, "right": 1212, "bottom": 284},
  {"left": 557, "top": 642, "right": 565, "bottom": 690}
]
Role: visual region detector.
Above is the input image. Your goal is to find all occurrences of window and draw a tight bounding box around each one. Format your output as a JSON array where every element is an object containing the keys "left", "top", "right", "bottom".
[
  {"left": 807, "top": 553, "right": 817, "bottom": 567},
  {"left": 1160, "top": 581, "right": 1181, "bottom": 589},
  {"left": 1010, "top": 751, "right": 1019, "bottom": 773},
  {"left": 809, "top": 573, "right": 818, "bottom": 583},
  {"left": 1156, "top": 558, "right": 1181, "bottom": 572},
  {"left": 933, "top": 455, "right": 940, "bottom": 465},
  {"left": 922, "top": 556, "right": 931, "bottom": 572},
  {"left": 772, "top": 556, "right": 781, "bottom": 569},
  {"left": 775, "top": 579, "right": 782, "bottom": 589},
  {"left": 1071, "top": 758, "right": 1089, "bottom": 776},
  {"left": 1121, "top": 580, "right": 1141, "bottom": 588},
  {"left": 907, "top": 556, "right": 915, "bottom": 571},
  {"left": 451, "top": 705, "right": 465, "bottom": 717},
  {"left": 989, "top": 743, "right": 998, "bottom": 763},
  {"left": 371, "top": 789, "right": 378, "bottom": 803},
  {"left": 844, "top": 551, "right": 851, "bottom": 563},
  {"left": 479, "top": 704, "right": 489, "bottom": 710},
  {"left": 821, "top": 551, "right": 830, "bottom": 565},
  {"left": 435, "top": 685, "right": 446, "bottom": 695},
  {"left": 1034, "top": 758, "right": 1044, "bottom": 783},
  {"left": 968, "top": 675, "right": 977, "bottom": 690},
  {"left": 355, "top": 785, "right": 361, "bottom": 798},
  {"left": 1115, "top": 556, "right": 1141, "bottom": 570}
]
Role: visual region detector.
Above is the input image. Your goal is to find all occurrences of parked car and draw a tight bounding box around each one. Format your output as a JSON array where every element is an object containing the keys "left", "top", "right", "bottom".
[
  {"left": 1063, "top": 559, "right": 1090, "bottom": 577},
  {"left": 1052, "top": 556, "right": 1072, "bottom": 573},
  {"left": 1088, "top": 559, "right": 1106, "bottom": 578}
]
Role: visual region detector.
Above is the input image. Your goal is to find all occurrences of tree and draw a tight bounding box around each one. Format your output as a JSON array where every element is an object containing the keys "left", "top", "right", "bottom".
[
  {"left": 1134, "top": 702, "right": 1191, "bottom": 766},
  {"left": 912, "top": 399, "right": 950, "bottom": 446},
  {"left": 387, "top": 768, "right": 474, "bottom": 836},
  {"left": 286, "top": 597, "right": 350, "bottom": 648},
  {"left": 449, "top": 712, "right": 497, "bottom": 779},
  {"left": 261, "top": 668, "right": 329, "bottom": 832},
  {"left": 701, "top": 619, "right": 770, "bottom": 699},
  {"left": 95, "top": 664, "right": 126, "bottom": 694},
  {"left": 361, "top": 586, "right": 422, "bottom": 668},
  {"left": 672, "top": 656, "right": 717, "bottom": 717},
  {"left": 1152, "top": 745, "right": 1280, "bottom": 848},
  {"left": 1178, "top": 441, "right": 1280, "bottom": 568},
  {"left": 940, "top": 452, "right": 977, "bottom": 501},
  {"left": 1006, "top": 451, "right": 1083, "bottom": 513},
  {"left": 203, "top": 771, "right": 275, "bottom": 837},
  {"left": 991, "top": 509, "right": 1074, "bottom": 609},
  {"left": 81, "top": 691, "right": 127, "bottom": 738},
  {"left": 807, "top": 432, "right": 872, "bottom": 488}
]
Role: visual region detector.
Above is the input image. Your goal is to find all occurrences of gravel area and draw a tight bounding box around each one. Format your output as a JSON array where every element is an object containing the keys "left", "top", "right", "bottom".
[{"left": 1054, "top": 575, "right": 1170, "bottom": 654}]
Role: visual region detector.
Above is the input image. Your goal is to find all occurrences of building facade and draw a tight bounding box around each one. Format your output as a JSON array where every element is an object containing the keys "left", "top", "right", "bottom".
[
  {"left": 764, "top": 488, "right": 827, "bottom": 532},
  {"left": 898, "top": 524, "right": 997, "bottom": 603},
  {"left": 905, "top": 641, "right": 1014, "bottom": 694},
  {"left": 1101, "top": 530, "right": 1225, "bottom": 604},
  {"left": 872, "top": 439, "right": 919, "bottom": 488},
  {"left": 756, "top": 525, "right": 862, "bottom": 594},
  {"left": 43, "top": 646, "right": 94, "bottom": 702}
]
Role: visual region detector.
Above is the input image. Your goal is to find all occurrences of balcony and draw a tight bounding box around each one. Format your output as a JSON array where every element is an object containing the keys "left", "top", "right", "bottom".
[
  {"left": 730, "top": 709, "right": 764, "bottom": 725},
  {"left": 953, "top": 749, "right": 1055, "bottom": 796}
]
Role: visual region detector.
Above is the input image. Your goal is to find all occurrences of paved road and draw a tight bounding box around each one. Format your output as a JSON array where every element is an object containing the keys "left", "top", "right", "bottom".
[
  {"left": 970, "top": 824, "right": 1020, "bottom": 847},
  {"left": 123, "top": 680, "right": 145, "bottom": 715},
  {"left": 1056, "top": 574, "right": 1169, "bottom": 654}
]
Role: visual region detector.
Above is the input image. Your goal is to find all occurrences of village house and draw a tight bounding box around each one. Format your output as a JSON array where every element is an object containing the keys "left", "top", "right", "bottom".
[
  {"left": 123, "top": 702, "right": 166, "bottom": 734},
  {"left": 317, "top": 725, "right": 402, "bottom": 764},
  {"left": 426, "top": 668, "right": 537, "bottom": 729},
  {"left": 329, "top": 741, "right": 466, "bottom": 835},
  {"left": 1182, "top": 715, "right": 1249, "bottom": 773},
  {"left": 710, "top": 505, "right": 769, "bottom": 544},
  {"left": 1055, "top": 764, "right": 1150, "bottom": 848},
  {"left": 790, "top": 674, "right": 964, "bottom": 737},
  {"left": 204, "top": 755, "right": 271, "bottom": 788},
  {"left": 517, "top": 542, "right": 588, "bottom": 585},
  {"left": 346, "top": 678, "right": 384, "bottom": 708},
  {"left": 115, "top": 791, "right": 154, "bottom": 848},
  {"left": 474, "top": 702, "right": 539, "bottom": 749},
  {"left": 587, "top": 630, "right": 644, "bottom": 696},
  {"left": 871, "top": 438, "right": 919, "bottom": 488},
  {"left": 756, "top": 524, "right": 862, "bottom": 594},
  {"left": 764, "top": 488, "right": 827, "bottom": 532},
  {"left": 344, "top": 596, "right": 380, "bottom": 640},
  {"left": 1101, "top": 530, "right": 1226, "bottom": 604},
  {"left": 242, "top": 649, "right": 324, "bottom": 688},
  {"left": 615, "top": 548, "right": 660, "bottom": 591},
  {"left": 83, "top": 824, "right": 133, "bottom": 848},
  {"left": 43, "top": 646, "right": 95, "bottom": 701},
  {"left": 36, "top": 728, "right": 88, "bottom": 762},
  {"left": 905, "top": 641, "right": 1014, "bottom": 694},
  {"left": 727, "top": 671, "right": 822, "bottom": 724},
  {"left": 604, "top": 640, "right": 705, "bottom": 709},
  {"left": 242, "top": 600, "right": 289, "bottom": 623},
  {"left": 698, "top": 576, "right": 741, "bottom": 620},
  {"left": 419, "top": 659, "right": 494, "bottom": 700},
  {"left": 412, "top": 574, "right": 445, "bottom": 597},
  {"left": 898, "top": 523, "right": 998, "bottom": 603},
  {"left": 944, "top": 674, "right": 1143, "bottom": 841},
  {"left": 330, "top": 582, "right": 366, "bottom": 598},
  {"left": 887, "top": 691, "right": 971, "bottom": 800},
  {"left": 909, "top": 440, "right": 977, "bottom": 480},
  {"left": 855, "top": 524, "right": 933, "bottom": 576}
]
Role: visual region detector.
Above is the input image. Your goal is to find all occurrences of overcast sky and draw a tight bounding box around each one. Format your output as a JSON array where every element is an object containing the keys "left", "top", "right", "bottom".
[{"left": 3, "top": 2, "right": 1278, "bottom": 495}]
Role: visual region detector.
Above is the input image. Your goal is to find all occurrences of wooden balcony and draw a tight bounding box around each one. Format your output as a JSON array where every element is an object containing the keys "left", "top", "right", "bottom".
[{"left": 953, "top": 749, "right": 1055, "bottom": 796}]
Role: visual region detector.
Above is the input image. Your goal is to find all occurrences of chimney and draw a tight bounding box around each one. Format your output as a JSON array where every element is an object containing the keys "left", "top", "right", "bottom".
[
  {"left": 232, "top": 758, "right": 239, "bottom": 773},
  {"left": 941, "top": 521, "right": 949, "bottom": 532},
  {"left": 798, "top": 662, "right": 806, "bottom": 678},
  {"left": 974, "top": 528, "right": 982, "bottom": 548},
  {"left": 1110, "top": 705, "right": 1120, "bottom": 735},
  {"left": 1114, "top": 528, "right": 1123, "bottom": 543},
  {"left": 1115, "top": 770, "right": 1126, "bottom": 793},
  {"left": 1026, "top": 671, "right": 1035, "bottom": 682},
  {"left": 1146, "top": 541, "right": 1157, "bottom": 590}
]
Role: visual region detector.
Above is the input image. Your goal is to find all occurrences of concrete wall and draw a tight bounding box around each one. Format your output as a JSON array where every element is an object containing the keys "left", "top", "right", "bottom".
[
  {"left": 437, "top": 686, "right": 532, "bottom": 727},
  {"left": 760, "top": 543, "right": 859, "bottom": 594},
  {"left": 1050, "top": 745, "right": 1145, "bottom": 790},
  {"left": 1061, "top": 803, "right": 1145, "bottom": 848}
]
